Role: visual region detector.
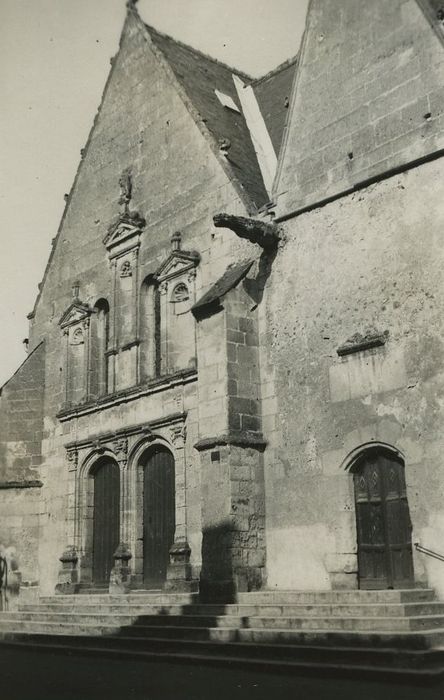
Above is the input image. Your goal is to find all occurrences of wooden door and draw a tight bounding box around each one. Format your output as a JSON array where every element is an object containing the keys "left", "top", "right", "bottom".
[
  {"left": 353, "top": 450, "right": 414, "bottom": 589},
  {"left": 143, "top": 447, "right": 175, "bottom": 587},
  {"left": 92, "top": 460, "right": 120, "bottom": 584}
]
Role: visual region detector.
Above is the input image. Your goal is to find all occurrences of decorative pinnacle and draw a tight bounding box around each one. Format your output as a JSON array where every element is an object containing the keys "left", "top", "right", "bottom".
[
  {"left": 171, "top": 232, "right": 182, "bottom": 251},
  {"left": 126, "top": 0, "right": 139, "bottom": 9}
]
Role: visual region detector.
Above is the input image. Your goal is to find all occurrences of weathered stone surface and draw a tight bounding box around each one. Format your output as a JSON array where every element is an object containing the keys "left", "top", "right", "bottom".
[
  {"left": 262, "top": 156, "right": 444, "bottom": 594},
  {"left": 1, "top": 2, "right": 443, "bottom": 607},
  {"left": 275, "top": 0, "right": 444, "bottom": 215}
]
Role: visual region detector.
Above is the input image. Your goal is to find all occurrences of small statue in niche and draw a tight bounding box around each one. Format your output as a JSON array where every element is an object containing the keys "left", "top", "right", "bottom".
[
  {"left": 120, "top": 260, "right": 132, "bottom": 278},
  {"left": 118, "top": 168, "right": 132, "bottom": 214}
]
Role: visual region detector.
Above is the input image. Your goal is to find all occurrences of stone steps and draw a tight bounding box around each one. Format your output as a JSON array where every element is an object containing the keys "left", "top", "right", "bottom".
[
  {"left": 1, "top": 588, "right": 444, "bottom": 676},
  {"left": 1, "top": 629, "right": 444, "bottom": 679},
  {"left": 18, "top": 601, "right": 444, "bottom": 617},
  {"left": 1, "top": 612, "right": 444, "bottom": 633},
  {"left": 3, "top": 624, "right": 444, "bottom": 649},
  {"left": 38, "top": 588, "right": 434, "bottom": 605}
]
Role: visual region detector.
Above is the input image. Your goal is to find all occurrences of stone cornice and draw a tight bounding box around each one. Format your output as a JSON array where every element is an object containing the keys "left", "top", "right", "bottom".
[
  {"left": 57, "top": 369, "right": 197, "bottom": 422},
  {"left": 64, "top": 412, "right": 186, "bottom": 451}
]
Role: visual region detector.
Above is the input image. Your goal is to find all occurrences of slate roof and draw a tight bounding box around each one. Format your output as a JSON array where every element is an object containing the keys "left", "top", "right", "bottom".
[
  {"left": 145, "top": 24, "right": 270, "bottom": 209},
  {"left": 250, "top": 57, "right": 298, "bottom": 156},
  {"left": 192, "top": 259, "right": 254, "bottom": 314}
]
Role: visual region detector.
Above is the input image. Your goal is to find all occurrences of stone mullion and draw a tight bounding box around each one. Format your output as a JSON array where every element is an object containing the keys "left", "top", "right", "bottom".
[
  {"left": 66, "top": 449, "right": 79, "bottom": 548},
  {"left": 159, "top": 282, "right": 169, "bottom": 374},
  {"left": 63, "top": 329, "right": 70, "bottom": 405},
  {"left": 112, "top": 439, "right": 130, "bottom": 548},
  {"left": 120, "top": 464, "right": 131, "bottom": 548},
  {"left": 109, "top": 259, "right": 118, "bottom": 392},
  {"left": 83, "top": 318, "right": 91, "bottom": 401},
  {"left": 109, "top": 438, "right": 132, "bottom": 594},
  {"left": 132, "top": 247, "right": 140, "bottom": 384},
  {"left": 173, "top": 439, "right": 187, "bottom": 543}
]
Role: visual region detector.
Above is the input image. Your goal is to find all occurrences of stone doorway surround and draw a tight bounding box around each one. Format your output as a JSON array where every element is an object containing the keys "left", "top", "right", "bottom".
[{"left": 56, "top": 414, "right": 192, "bottom": 594}]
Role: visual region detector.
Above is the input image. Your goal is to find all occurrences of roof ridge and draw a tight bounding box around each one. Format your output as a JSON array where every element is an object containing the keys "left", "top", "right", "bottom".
[
  {"left": 143, "top": 22, "right": 254, "bottom": 82},
  {"left": 250, "top": 55, "right": 298, "bottom": 86}
]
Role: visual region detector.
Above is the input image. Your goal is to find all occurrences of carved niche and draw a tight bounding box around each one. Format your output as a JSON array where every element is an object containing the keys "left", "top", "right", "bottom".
[
  {"left": 154, "top": 233, "right": 200, "bottom": 374},
  {"left": 59, "top": 297, "right": 92, "bottom": 406}
]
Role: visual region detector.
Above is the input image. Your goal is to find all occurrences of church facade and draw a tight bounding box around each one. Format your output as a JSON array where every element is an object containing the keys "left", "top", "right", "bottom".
[{"left": 1, "top": 0, "right": 444, "bottom": 604}]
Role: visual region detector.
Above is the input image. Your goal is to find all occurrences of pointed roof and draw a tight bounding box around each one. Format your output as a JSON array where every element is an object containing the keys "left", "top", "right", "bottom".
[
  {"left": 27, "top": 6, "right": 298, "bottom": 322},
  {"left": 249, "top": 56, "right": 298, "bottom": 156},
  {"left": 144, "top": 23, "right": 270, "bottom": 208}
]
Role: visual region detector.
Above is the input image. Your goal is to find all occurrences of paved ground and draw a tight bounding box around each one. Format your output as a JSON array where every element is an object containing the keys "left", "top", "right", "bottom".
[{"left": 1, "top": 648, "right": 443, "bottom": 700}]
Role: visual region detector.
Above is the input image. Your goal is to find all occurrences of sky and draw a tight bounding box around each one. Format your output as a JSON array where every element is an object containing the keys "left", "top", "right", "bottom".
[{"left": 0, "top": 0, "right": 309, "bottom": 386}]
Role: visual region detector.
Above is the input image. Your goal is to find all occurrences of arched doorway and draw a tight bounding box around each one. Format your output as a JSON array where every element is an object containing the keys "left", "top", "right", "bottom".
[
  {"left": 352, "top": 448, "right": 414, "bottom": 589},
  {"left": 141, "top": 445, "right": 175, "bottom": 588},
  {"left": 92, "top": 459, "right": 120, "bottom": 584}
]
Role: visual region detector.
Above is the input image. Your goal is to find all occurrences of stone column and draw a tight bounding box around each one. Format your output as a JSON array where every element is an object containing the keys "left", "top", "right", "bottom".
[
  {"left": 56, "top": 447, "right": 80, "bottom": 594},
  {"left": 109, "top": 438, "right": 132, "bottom": 594},
  {"left": 165, "top": 424, "right": 197, "bottom": 592}
]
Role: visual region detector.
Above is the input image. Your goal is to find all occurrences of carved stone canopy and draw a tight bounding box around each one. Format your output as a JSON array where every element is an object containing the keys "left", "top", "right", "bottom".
[
  {"left": 154, "top": 250, "right": 200, "bottom": 283},
  {"left": 103, "top": 210, "right": 146, "bottom": 255},
  {"left": 59, "top": 300, "right": 91, "bottom": 329}
]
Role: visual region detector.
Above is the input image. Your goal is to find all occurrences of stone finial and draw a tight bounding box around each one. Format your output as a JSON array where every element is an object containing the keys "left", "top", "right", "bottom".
[
  {"left": 171, "top": 231, "right": 182, "bottom": 251},
  {"left": 71, "top": 282, "right": 80, "bottom": 299}
]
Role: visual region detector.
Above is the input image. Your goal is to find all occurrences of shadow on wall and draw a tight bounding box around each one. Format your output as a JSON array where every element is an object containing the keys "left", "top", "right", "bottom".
[
  {"left": 199, "top": 521, "right": 246, "bottom": 603},
  {"left": 244, "top": 246, "right": 279, "bottom": 307}
]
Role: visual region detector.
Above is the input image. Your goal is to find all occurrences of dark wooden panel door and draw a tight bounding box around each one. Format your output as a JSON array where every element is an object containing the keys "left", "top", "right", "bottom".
[
  {"left": 92, "top": 460, "right": 120, "bottom": 584},
  {"left": 143, "top": 447, "right": 175, "bottom": 588},
  {"left": 354, "top": 450, "right": 414, "bottom": 589}
]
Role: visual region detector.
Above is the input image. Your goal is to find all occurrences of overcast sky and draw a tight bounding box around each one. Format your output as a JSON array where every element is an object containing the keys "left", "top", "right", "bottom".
[{"left": 0, "top": 0, "right": 308, "bottom": 386}]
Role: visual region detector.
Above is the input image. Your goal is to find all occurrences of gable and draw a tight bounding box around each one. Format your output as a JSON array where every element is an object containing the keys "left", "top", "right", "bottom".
[
  {"left": 145, "top": 24, "right": 269, "bottom": 209},
  {"left": 28, "top": 9, "right": 265, "bottom": 334},
  {"left": 59, "top": 301, "right": 91, "bottom": 329},
  {"left": 155, "top": 250, "right": 200, "bottom": 281},
  {"left": 274, "top": 0, "right": 444, "bottom": 216}
]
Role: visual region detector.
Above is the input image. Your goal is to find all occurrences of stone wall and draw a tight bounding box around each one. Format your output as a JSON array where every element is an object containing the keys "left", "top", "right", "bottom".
[
  {"left": 261, "top": 156, "right": 444, "bottom": 595},
  {"left": 0, "top": 342, "right": 45, "bottom": 598},
  {"left": 16, "top": 12, "right": 257, "bottom": 594},
  {"left": 275, "top": 0, "right": 444, "bottom": 215},
  {"left": 195, "top": 281, "right": 266, "bottom": 599}
]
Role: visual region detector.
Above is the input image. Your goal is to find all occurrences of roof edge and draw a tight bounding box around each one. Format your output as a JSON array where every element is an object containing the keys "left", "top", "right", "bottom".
[
  {"left": 28, "top": 10, "right": 136, "bottom": 321},
  {"left": 0, "top": 341, "right": 45, "bottom": 395},
  {"left": 272, "top": 0, "right": 314, "bottom": 199},
  {"left": 138, "top": 19, "right": 259, "bottom": 214},
  {"left": 142, "top": 21, "right": 254, "bottom": 82},
  {"left": 250, "top": 55, "right": 298, "bottom": 86}
]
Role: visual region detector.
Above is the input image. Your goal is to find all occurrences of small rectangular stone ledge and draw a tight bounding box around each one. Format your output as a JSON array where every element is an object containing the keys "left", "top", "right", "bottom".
[
  {"left": 0, "top": 480, "right": 43, "bottom": 490},
  {"left": 194, "top": 431, "right": 267, "bottom": 451},
  {"left": 337, "top": 333, "right": 387, "bottom": 357}
]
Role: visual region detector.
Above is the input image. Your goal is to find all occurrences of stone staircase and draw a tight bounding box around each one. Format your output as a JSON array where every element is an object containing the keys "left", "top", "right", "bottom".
[{"left": 1, "top": 588, "right": 444, "bottom": 678}]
